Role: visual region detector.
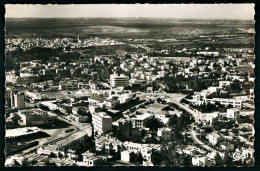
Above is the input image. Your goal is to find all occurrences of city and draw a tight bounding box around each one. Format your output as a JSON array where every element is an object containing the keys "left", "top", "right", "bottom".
[{"left": 5, "top": 4, "right": 255, "bottom": 167}]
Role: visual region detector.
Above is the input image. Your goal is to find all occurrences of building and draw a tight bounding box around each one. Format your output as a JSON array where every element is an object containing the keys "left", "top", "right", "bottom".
[
  {"left": 18, "top": 109, "right": 55, "bottom": 126},
  {"left": 226, "top": 108, "right": 240, "bottom": 119},
  {"left": 196, "top": 112, "right": 219, "bottom": 125},
  {"left": 123, "top": 141, "right": 142, "bottom": 151},
  {"left": 157, "top": 128, "right": 171, "bottom": 140},
  {"left": 205, "top": 98, "right": 243, "bottom": 109},
  {"left": 6, "top": 127, "right": 42, "bottom": 139},
  {"left": 117, "top": 119, "right": 131, "bottom": 139},
  {"left": 219, "top": 81, "right": 232, "bottom": 88},
  {"left": 219, "top": 141, "right": 234, "bottom": 152},
  {"left": 92, "top": 112, "right": 112, "bottom": 135},
  {"left": 192, "top": 155, "right": 213, "bottom": 166},
  {"left": 110, "top": 74, "right": 129, "bottom": 87},
  {"left": 208, "top": 132, "right": 224, "bottom": 146},
  {"left": 11, "top": 91, "right": 25, "bottom": 109},
  {"left": 37, "top": 131, "right": 89, "bottom": 156},
  {"left": 130, "top": 113, "right": 153, "bottom": 129},
  {"left": 94, "top": 135, "right": 123, "bottom": 153},
  {"left": 88, "top": 96, "right": 105, "bottom": 108},
  {"left": 197, "top": 51, "right": 219, "bottom": 57},
  {"left": 118, "top": 93, "right": 134, "bottom": 104},
  {"left": 121, "top": 150, "right": 134, "bottom": 162},
  {"left": 81, "top": 151, "right": 106, "bottom": 166}
]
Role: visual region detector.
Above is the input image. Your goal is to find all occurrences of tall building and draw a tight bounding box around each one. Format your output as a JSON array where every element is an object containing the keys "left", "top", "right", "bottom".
[
  {"left": 92, "top": 112, "right": 112, "bottom": 135},
  {"left": 110, "top": 74, "right": 129, "bottom": 87},
  {"left": 11, "top": 91, "right": 25, "bottom": 109}
]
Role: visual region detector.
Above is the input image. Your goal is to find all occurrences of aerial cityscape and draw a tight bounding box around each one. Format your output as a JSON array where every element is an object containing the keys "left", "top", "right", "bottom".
[{"left": 5, "top": 4, "right": 255, "bottom": 167}]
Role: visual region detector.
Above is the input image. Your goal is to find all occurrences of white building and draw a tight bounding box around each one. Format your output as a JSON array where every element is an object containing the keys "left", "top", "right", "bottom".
[
  {"left": 121, "top": 150, "right": 134, "bottom": 162},
  {"left": 11, "top": 91, "right": 25, "bottom": 109},
  {"left": 219, "top": 81, "right": 232, "bottom": 88},
  {"left": 18, "top": 109, "right": 54, "bottom": 126},
  {"left": 208, "top": 132, "right": 224, "bottom": 146},
  {"left": 82, "top": 151, "right": 105, "bottom": 166},
  {"left": 192, "top": 155, "right": 213, "bottom": 166},
  {"left": 196, "top": 112, "right": 219, "bottom": 125},
  {"left": 92, "top": 112, "right": 112, "bottom": 135},
  {"left": 130, "top": 113, "right": 153, "bottom": 129},
  {"left": 197, "top": 51, "right": 219, "bottom": 57},
  {"left": 205, "top": 98, "right": 243, "bottom": 109},
  {"left": 226, "top": 108, "right": 240, "bottom": 119},
  {"left": 110, "top": 74, "right": 129, "bottom": 87}
]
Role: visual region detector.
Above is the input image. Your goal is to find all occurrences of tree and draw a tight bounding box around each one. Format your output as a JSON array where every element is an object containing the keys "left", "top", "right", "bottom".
[
  {"left": 230, "top": 80, "right": 242, "bottom": 93},
  {"left": 144, "top": 116, "right": 164, "bottom": 132},
  {"left": 151, "top": 150, "right": 162, "bottom": 166}
]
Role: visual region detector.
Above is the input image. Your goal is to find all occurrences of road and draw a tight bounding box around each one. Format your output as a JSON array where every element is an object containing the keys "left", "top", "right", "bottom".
[
  {"left": 136, "top": 92, "right": 185, "bottom": 102},
  {"left": 167, "top": 96, "right": 221, "bottom": 153},
  {"left": 190, "top": 123, "right": 220, "bottom": 153},
  {"left": 6, "top": 112, "right": 92, "bottom": 161}
]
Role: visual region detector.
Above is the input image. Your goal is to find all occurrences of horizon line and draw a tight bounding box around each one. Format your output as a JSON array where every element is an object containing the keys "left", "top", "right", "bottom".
[{"left": 5, "top": 17, "right": 254, "bottom": 21}]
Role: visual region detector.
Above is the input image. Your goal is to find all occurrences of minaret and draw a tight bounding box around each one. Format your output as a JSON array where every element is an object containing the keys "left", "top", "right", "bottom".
[{"left": 77, "top": 34, "right": 80, "bottom": 43}]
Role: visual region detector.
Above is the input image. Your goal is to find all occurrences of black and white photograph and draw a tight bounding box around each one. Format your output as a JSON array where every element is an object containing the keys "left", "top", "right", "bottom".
[{"left": 4, "top": 4, "right": 255, "bottom": 167}]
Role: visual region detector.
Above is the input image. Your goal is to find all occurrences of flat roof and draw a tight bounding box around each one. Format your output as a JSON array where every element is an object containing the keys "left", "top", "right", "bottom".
[
  {"left": 44, "top": 131, "right": 88, "bottom": 150},
  {"left": 6, "top": 127, "right": 41, "bottom": 138}
]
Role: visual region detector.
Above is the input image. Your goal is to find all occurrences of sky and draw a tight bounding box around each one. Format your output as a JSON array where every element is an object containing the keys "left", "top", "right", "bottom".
[{"left": 5, "top": 4, "right": 255, "bottom": 20}]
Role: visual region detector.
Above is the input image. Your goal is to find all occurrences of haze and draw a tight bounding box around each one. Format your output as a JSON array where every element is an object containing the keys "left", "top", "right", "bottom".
[{"left": 5, "top": 4, "right": 255, "bottom": 20}]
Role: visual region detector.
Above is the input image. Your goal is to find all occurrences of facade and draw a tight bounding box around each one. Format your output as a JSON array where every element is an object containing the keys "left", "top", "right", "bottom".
[
  {"left": 92, "top": 112, "right": 112, "bottom": 135},
  {"left": 118, "top": 119, "right": 131, "bottom": 139},
  {"left": 157, "top": 128, "right": 172, "bottom": 140},
  {"left": 130, "top": 113, "right": 153, "bottom": 129},
  {"left": 11, "top": 91, "right": 25, "bottom": 109},
  {"left": 208, "top": 132, "right": 224, "bottom": 146},
  {"left": 121, "top": 150, "right": 134, "bottom": 162},
  {"left": 18, "top": 109, "right": 54, "bottom": 126},
  {"left": 196, "top": 112, "right": 219, "bottom": 125},
  {"left": 219, "top": 141, "right": 234, "bottom": 151},
  {"left": 82, "top": 151, "right": 105, "bottom": 166},
  {"left": 37, "top": 131, "right": 89, "bottom": 156},
  {"left": 197, "top": 51, "right": 219, "bottom": 57},
  {"left": 192, "top": 155, "right": 213, "bottom": 166},
  {"left": 205, "top": 98, "right": 243, "bottom": 109},
  {"left": 110, "top": 74, "right": 129, "bottom": 87},
  {"left": 226, "top": 108, "right": 240, "bottom": 119}
]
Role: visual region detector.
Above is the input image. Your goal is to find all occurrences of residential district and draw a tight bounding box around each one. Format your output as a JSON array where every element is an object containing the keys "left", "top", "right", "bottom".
[{"left": 5, "top": 36, "right": 254, "bottom": 167}]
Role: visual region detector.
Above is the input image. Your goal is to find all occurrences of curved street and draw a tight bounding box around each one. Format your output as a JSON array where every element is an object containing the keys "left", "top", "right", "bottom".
[{"left": 170, "top": 97, "right": 220, "bottom": 153}]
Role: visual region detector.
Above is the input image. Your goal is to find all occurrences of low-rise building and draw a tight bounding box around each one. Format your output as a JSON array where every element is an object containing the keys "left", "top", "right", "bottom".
[
  {"left": 11, "top": 91, "right": 25, "bottom": 109},
  {"left": 37, "top": 131, "right": 90, "bottom": 156},
  {"left": 157, "top": 128, "right": 171, "bottom": 140},
  {"left": 130, "top": 113, "right": 153, "bottom": 129},
  {"left": 219, "top": 141, "right": 234, "bottom": 151},
  {"left": 192, "top": 155, "right": 213, "bottom": 166},
  {"left": 208, "top": 132, "right": 224, "bottom": 146},
  {"left": 82, "top": 151, "right": 106, "bottom": 166},
  {"left": 18, "top": 109, "right": 55, "bottom": 126},
  {"left": 226, "top": 108, "right": 240, "bottom": 119},
  {"left": 196, "top": 112, "right": 219, "bottom": 125},
  {"left": 205, "top": 98, "right": 243, "bottom": 109},
  {"left": 121, "top": 150, "right": 134, "bottom": 163}
]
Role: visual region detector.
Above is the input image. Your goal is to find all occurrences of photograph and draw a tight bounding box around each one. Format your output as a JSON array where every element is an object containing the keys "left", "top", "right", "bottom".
[{"left": 4, "top": 4, "right": 255, "bottom": 167}]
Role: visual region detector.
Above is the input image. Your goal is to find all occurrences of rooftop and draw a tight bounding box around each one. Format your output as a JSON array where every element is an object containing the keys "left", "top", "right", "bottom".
[
  {"left": 44, "top": 131, "right": 88, "bottom": 150},
  {"left": 89, "top": 96, "right": 105, "bottom": 103},
  {"left": 6, "top": 127, "right": 41, "bottom": 138}
]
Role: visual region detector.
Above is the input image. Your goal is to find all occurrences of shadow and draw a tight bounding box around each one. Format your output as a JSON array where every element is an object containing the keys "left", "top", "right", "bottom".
[{"left": 37, "top": 119, "right": 72, "bottom": 129}]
